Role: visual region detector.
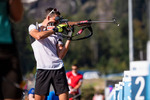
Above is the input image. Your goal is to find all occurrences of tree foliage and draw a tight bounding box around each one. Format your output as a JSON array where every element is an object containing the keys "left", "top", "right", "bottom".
[{"left": 13, "top": 0, "right": 148, "bottom": 75}]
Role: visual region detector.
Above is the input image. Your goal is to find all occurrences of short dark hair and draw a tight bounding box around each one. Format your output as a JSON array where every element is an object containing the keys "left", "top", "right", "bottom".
[
  {"left": 72, "top": 64, "right": 79, "bottom": 68},
  {"left": 45, "top": 7, "right": 60, "bottom": 17}
]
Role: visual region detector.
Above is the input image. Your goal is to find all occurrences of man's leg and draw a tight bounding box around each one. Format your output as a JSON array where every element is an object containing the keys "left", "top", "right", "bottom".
[
  {"left": 53, "top": 67, "right": 69, "bottom": 100},
  {"left": 58, "top": 92, "right": 69, "bottom": 100},
  {"left": 35, "top": 94, "right": 45, "bottom": 100},
  {"left": 34, "top": 70, "right": 51, "bottom": 100}
]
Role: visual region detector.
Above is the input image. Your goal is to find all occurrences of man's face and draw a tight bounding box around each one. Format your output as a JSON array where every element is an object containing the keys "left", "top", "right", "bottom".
[
  {"left": 72, "top": 65, "right": 78, "bottom": 73},
  {"left": 48, "top": 14, "right": 60, "bottom": 24}
]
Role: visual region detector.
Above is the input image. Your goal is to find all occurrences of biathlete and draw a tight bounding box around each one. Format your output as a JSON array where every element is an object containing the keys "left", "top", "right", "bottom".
[{"left": 28, "top": 7, "right": 72, "bottom": 100}]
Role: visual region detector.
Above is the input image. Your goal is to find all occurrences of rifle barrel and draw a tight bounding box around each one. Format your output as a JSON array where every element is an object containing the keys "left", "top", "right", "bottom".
[
  {"left": 90, "top": 19, "right": 120, "bottom": 27},
  {"left": 90, "top": 20, "right": 115, "bottom": 23}
]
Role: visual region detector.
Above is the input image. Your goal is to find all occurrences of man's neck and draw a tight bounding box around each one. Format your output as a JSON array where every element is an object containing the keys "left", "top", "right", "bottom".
[{"left": 72, "top": 71, "right": 78, "bottom": 76}]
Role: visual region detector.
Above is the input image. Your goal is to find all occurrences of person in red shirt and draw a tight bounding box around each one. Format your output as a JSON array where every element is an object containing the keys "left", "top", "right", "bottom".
[{"left": 66, "top": 65, "right": 83, "bottom": 100}]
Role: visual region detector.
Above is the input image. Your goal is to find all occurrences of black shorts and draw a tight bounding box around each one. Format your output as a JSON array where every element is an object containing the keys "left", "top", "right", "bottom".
[
  {"left": 35, "top": 67, "right": 69, "bottom": 96},
  {"left": 0, "top": 44, "right": 23, "bottom": 99}
]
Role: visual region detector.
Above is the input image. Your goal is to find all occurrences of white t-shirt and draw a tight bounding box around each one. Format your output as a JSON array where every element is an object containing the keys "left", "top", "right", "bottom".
[{"left": 28, "top": 23, "right": 64, "bottom": 70}]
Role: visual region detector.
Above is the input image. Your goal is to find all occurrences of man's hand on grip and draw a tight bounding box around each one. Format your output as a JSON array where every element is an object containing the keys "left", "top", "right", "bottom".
[{"left": 53, "top": 24, "right": 68, "bottom": 33}]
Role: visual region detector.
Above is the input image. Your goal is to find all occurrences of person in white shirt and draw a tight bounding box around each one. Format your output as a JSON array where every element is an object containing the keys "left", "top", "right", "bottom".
[{"left": 28, "top": 7, "right": 71, "bottom": 100}]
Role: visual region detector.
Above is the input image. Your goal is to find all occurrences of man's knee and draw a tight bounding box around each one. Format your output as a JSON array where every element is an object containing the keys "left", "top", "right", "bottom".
[{"left": 58, "top": 92, "right": 69, "bottom": 100}]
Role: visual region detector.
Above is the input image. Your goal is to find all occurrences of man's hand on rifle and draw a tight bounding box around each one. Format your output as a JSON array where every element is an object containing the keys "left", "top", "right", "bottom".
[
  {"left": 53, "top": 24, "right": 68, "bottom": 33},
  {"left": 53, "top": 24, "right": 73, "bottom": 40},
  {"left": 67, "top": 29, "right": 73, "bottom": 40}
]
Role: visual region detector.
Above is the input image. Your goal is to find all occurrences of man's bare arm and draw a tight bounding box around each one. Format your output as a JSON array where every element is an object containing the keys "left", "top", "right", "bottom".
[
  {"left": 57, "top": 40, "right": 71, "bottom": 59},
  {"left": 73, "top": 81, "right": 82, "bottom": 90},
  {"left": 29, "top": 29, "right": 55, "bottom": 40}
]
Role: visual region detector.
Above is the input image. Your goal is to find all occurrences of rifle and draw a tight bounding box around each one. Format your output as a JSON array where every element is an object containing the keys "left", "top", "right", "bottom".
[{"left": 55, "top": 17, "right": 119, "bottom": 41}]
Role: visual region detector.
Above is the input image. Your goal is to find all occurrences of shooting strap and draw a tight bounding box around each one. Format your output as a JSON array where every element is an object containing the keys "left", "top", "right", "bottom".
[{"left": 71, "top": 26, "right": 93, "bottom": 41}]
